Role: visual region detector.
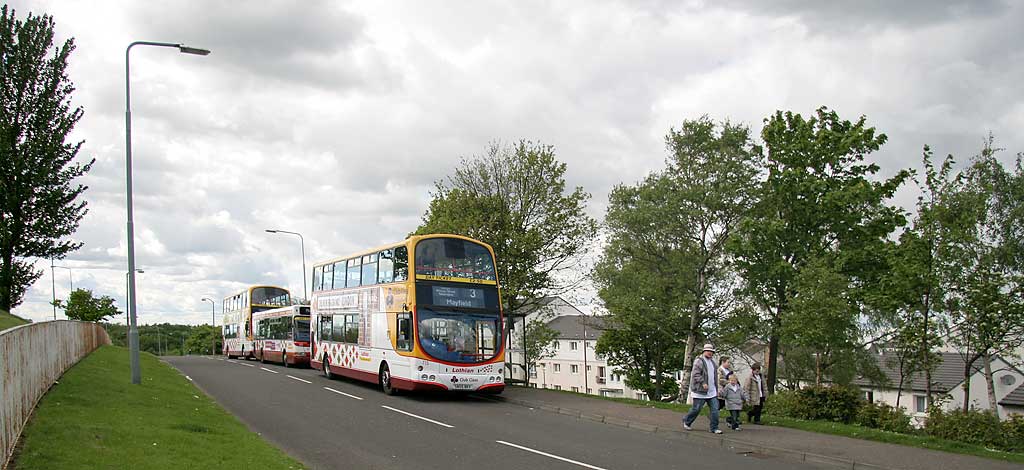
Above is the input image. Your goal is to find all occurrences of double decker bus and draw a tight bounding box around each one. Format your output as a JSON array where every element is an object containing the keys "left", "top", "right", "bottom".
[
  {"left": 254, "top": 305, "right": 312, "bottom": 367},
  {"left": 310, "top": 234, "right": 505, "bottom": 394},
  {"left": 222, "top": 285, "right": 291, "bottom": 359}
]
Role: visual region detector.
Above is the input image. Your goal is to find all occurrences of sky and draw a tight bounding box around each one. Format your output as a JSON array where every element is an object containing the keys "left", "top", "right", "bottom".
[{"left": 8, "top": 0, "right": 1024, "bottom": 325}]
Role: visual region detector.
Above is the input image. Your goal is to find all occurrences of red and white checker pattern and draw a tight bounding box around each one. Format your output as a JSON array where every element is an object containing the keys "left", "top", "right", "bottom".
[{"left": 316, "top": 341, "right": 359, "bottom": 368}]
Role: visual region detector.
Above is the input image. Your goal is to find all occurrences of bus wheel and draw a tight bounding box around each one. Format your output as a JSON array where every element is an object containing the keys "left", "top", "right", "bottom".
[
  {"left": 322, "top": 359, "right": 334, "bottom": 380},
  {"left": 380, "top": 363, "right": 398, "bottom": 396}
]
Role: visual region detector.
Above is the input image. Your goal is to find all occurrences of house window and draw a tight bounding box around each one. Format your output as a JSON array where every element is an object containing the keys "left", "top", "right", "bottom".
[
  {"left": 598, "top": 366, "right": 606, "bottom": 377},
  {"left": 571, "top": 364, "right": 579, "bottom": 374},
  {"left": 571, "top": 387, "right": 579, "bottom": 393},
  {"left": 553, "top": 341, "right": 560, "bottom": 350},
  {"left": 1001, "top": 375, "right": 1017, "bottom": 386},
  {"left": 636, "top": 392, "right": 648, "bottom": 401},
  {"left": 865, "top": 391, "right": 874, "bottom": 403},
  {"left": 553, "top": 364, "right": 561, "bottom": 373},
  {"left": 570, "top": 341, "right": 578, "bottom": 350},
  {"left": 586, "top": 365, "right": 592, "bottom": 372},
  {"left": 529, "top": 366, "right": 537, "bottom": 378},
  {"left": 554, "top": 385, "right": 562, "bottom": 391},
  {"left": 586, "top": 388, "right": 592, "bottom": 394},
  {"left": 914, "top": 395, "right": 926, "bottom": 413}
]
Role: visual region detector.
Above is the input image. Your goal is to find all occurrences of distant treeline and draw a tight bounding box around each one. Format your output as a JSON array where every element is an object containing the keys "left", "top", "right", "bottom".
[{"left": 101, "top": 323, "right": 222, "bottom": 356}]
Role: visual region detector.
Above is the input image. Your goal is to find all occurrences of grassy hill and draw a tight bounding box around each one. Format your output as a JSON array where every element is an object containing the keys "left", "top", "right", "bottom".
[{"left": 0, "top": 309, "right": 31, "bottom": 331}]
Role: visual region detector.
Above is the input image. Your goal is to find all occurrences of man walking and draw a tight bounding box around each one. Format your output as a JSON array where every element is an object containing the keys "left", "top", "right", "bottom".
[
  {"left": 746, "top": 362, "right": 767, "bottom": 424},
  {"left": 683, "top": 344, "right": 722, "bottom": 434}
]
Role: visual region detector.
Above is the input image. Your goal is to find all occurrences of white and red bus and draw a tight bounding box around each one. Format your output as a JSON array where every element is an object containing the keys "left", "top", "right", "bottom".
[
  {"left": 222, "top": 285, "right": 291, "bottom": 359},
  {"left": 254, "top": 305, "right": 312, "bottom": 367},
  {"left": 310, "top": 234, "right": 505, "bottom": 394}
]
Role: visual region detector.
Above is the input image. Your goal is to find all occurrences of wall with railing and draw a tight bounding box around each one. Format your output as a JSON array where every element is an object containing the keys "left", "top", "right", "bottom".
[{"left": 1, "top": 321, "right": 110, "bottom": 469}]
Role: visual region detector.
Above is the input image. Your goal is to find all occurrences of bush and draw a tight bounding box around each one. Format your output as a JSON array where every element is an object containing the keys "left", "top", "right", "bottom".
[
  {"left": 1000, "top": 414, "right": 1024, "bottom": 453},
  {"left": 856, "top": 402, "right": 913, "bottom": 434},
  {"left": 798, "top": 385, "right": 864, "bottom": 423},
  {"left": 925, "top": 407, "right": 1004, "bottom": 449},
  {"left": 764, "top": 385, "right": 863, "bottom": 423},
  {"left": 763, "top": 389, "right": 806, "bottom": 418}
]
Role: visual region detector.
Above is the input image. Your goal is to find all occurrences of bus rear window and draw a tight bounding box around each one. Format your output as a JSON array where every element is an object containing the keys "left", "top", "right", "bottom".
[
  {"left": 415, "top": 238, "right": 496, "bottom": 282},
  {"left": 252, "top": 287, "right": 290, "bottom": 306}
]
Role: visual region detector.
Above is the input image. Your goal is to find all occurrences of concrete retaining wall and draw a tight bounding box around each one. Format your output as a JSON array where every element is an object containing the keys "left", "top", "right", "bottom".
[{"left": 0, "top": 321, "right": 110, "bottom": 469}]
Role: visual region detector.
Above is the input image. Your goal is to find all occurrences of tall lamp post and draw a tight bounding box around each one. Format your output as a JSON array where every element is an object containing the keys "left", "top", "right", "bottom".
[
  {"left": 201, "top": 297, "right": 216, "bottom": 356},
  {"left": 265, "top": 229, "right": 307, "bottom": 301},
  {"left": 126, "top": 41, "right": 210, "bottom": 384}
]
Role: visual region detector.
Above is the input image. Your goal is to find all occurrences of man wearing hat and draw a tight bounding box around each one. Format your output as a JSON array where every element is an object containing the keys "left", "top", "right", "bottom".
[
  {"left": 683, "top": 343, "right": 722, "bottom": 433},
  {"left": 745, "top": 362, "right": 767, "bottom": 424}
]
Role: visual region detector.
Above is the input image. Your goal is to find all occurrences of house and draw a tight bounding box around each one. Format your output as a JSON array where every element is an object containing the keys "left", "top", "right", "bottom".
[
  {"left": 505, "top": 296, "right": 643, "bottom": 399},
  {"left": 854, "top": 351, "right": 1024, "bottom": 424}
]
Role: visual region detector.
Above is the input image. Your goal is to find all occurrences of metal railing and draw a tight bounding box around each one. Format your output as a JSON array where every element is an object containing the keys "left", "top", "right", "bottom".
[{"left": 1, "top": 320, "right": 110, "bottom": 469}]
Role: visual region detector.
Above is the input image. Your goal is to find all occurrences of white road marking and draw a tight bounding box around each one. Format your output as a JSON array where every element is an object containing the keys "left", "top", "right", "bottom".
[
  {"left": 217, "top": 358, "right": 225, "bottom": 361},
  {"left": 261, "top": 367, "right": 279, "bottom": 374},
  {"left": 227, "top": 360, "right": 237, "bottom": 363},
  {"left": 238, "top": 362, "right": 255, "bottom": 368},
  {"left": 381, "top": 405, "right": 454, "bottom": 428},
  {"left": 324, "top": 387, "right": 364, "bottom": 400},
  {"left": 495, "top": 441, "right": 608, "bottom": 470},
  {"left": 185, "top": 375, "right": 193, "bottom": 382},
  {"left": 287, "top": 375, "right": 312, "bottom": 384}
]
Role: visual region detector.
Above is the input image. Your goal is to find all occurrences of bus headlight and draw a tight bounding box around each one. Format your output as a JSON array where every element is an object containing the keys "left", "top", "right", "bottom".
[
  {"left": 421, "top": 374, "right": 428, "bottom": 380},
  {"left": 417, "top": 365, "right": 423, "bottom": 371},
  {"left": 498, "top": 367, "right": 503, "bottom": 375},
  {"left": 429, "top": 375, "right": 436, "bottom": 381}
]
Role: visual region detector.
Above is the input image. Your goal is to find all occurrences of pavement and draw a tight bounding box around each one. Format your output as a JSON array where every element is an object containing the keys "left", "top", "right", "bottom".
[
  {"left": 165, "top": 356, "right": 822, "bottom": 470},
  {"left": 492, "top": 385, "right": 1024, "bottom": 470}
]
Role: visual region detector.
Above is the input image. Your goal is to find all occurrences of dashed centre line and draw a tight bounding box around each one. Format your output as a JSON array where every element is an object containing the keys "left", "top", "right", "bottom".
[
  {"left": 496, "top": 441, "right": 608, "bottom": 470},
  {"left": 381, "top": 405, "right": 454, "bottom": 428},
  {"left": 260, "top": 367, "right": 279, "bottom": 374},
  {"left": 324, "top": 387, "right": 364, "bottom": 400},
  {"left": 287, "top": 375, "right": 312, "bottom": 384},
  {"left": 237, "top": 362, "right": 255, "bottom": 368}
]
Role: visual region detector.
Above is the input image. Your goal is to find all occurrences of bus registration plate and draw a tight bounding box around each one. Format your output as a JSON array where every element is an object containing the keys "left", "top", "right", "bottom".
[{"left": 453, "top": 383, "right": 473, "bottom": 390}]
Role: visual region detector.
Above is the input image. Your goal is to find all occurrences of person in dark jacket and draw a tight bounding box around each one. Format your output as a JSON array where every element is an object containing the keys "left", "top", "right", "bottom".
[{"left": 682, "top": 344, "right": 722, "bottom": 434}]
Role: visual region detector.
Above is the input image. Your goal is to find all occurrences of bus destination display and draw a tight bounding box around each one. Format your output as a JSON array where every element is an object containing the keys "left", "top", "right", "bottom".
[{"left": 432, "top": 286, "right": 485, "bottom": 308}]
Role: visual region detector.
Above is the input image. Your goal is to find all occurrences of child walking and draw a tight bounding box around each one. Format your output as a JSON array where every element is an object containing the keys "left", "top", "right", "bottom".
[{"left": 721, "top": 374, "right": 749, "bottom": 430}]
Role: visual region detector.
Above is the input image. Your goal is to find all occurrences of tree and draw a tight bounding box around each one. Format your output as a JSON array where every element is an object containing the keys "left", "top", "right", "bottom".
[
  {"left": 185, "top": 325, "right": 223, "bottom": 356},
  {"left": 522, "top": 315, "right": 559, "bottom": 387},
  {"left": 944, "top": 138, "right": 1024, "bottom": 415},
  {"left": 728, "top": 107, "right": 909, "bottom": 393},
  {"left": 58, "top": 288, "right": 120, "bottom": 322},
  {"left": 416, "top": 140, "right": 597, "bottom": 377},
  {"left": 0, "top": 6, "right": 92, "bottom": 312}
]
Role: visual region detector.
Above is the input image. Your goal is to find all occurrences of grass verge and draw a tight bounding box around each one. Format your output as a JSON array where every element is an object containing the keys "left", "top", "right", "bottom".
[
  {"left": 528, "top": 386, "right": 1024, "bottom": 463},
  {"left": 0, "top": 309, "right": 30, "bottom": 331},
  {"left": 761, "top": 414, "right": 1024, "bottom": 464},
  {"left": 12, "top": 345, "right": 305, "bottom": 470}
]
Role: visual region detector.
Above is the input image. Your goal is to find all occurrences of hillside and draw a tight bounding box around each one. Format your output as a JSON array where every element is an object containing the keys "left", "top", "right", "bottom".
[{"left": 0, "top": 310, "right": 31, "bottom": 331}]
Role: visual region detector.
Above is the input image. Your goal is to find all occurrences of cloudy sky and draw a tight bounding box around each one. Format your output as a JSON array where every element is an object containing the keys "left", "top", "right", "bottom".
[{"left": 9, "top": 0, "right": 1023, "bottom": 325}]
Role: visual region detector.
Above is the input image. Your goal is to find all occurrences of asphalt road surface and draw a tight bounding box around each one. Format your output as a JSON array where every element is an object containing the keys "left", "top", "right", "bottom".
[{"left": 165, "top": 356, "right": 821, "bottom": 470}]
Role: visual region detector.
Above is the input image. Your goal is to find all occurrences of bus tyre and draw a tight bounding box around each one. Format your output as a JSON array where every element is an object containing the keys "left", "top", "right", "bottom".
[{"left": 380, "top": 363, "right": 398, "bottom": 396}]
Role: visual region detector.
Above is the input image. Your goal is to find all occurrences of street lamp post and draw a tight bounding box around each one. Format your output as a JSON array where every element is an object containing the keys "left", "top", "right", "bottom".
[
  {"left": 201, "top": 297, "right": 216, "bottom": 356},
  {"left": 265, "top": 229, "right": 307, "bottom": 301},
  {"left": 51, "top": 264, "right": 73, "bottom": 317},
  {"left": 125, "top": 41, "right": 209, "bottom": 384}
]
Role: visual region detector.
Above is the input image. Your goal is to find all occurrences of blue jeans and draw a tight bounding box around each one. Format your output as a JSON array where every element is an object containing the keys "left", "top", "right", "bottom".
[{"left": 683, "top": 396, "right": 720, "bottom": 431}]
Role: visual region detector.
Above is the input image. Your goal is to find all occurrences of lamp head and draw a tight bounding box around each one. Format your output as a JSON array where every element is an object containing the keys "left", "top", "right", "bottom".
[
  {"left": 178, "top": 45, "right": 211, "bottom": 56},
  {"left": 265, "top": 229, "right": 277, "bottom": 233}
]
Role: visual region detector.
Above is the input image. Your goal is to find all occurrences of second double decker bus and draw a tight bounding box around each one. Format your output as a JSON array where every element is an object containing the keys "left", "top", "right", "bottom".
[
  {"left": 254, "top": 305, "right": 312, "bottom": 367},
  {"left": 310, "top": 234, "right": 505, "bottom": 394},
  {"left": 222, "top": 285, "right": 292, "bottom": 360}
]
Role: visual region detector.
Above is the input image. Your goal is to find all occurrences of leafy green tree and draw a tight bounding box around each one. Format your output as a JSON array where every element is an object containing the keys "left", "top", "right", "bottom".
[
  {"left": 185, "top": 325, "right": 223, "bottom": 356},
  {"left": 58, "top": 288, "right": 120, "bottom": 322},
  {"left": 595, "top": 117, "right": 761, "bottom": 400},
  {"left": 416, "top": 140, "right": 597, "bottom": 377},
  {"left": 594, "top": 255, "right": 686, "bottom": 400},
  {"left": 945, "top": 138, "right": 1024, "bottom": 415},
  {"left": 0, "top": 6, "right": 93, "bottom": 311},
  {"left": 729, "top": 107, "right": 909, "bottom": 392}
]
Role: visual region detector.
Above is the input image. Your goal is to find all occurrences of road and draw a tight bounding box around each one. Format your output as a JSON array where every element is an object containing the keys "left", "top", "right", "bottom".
[{"left": 165, "top": 356, "right": 821, "bottom": 470}]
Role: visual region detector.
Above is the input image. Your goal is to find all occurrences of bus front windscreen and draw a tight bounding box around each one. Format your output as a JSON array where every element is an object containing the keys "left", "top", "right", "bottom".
[
  {"left": 417, "top": 308, "right": 500, "bottom": 364},
  {"left": 294, "top": 317, "right": 310, "bottom": 342},
  {"left": 415, "top": 238, "right": 496, "bottom": 282}
]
